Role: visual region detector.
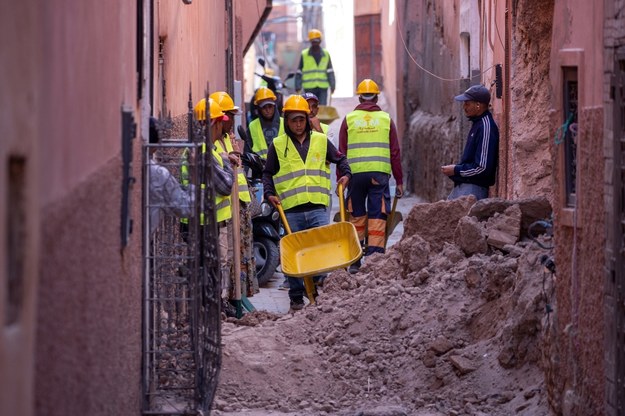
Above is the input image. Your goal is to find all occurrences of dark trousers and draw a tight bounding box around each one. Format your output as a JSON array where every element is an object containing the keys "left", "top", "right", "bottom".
[{"left": 305, "top": 87, "right": 329, "bottom": 105}]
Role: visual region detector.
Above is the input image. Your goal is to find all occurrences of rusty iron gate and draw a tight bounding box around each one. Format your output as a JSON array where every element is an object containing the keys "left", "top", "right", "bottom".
[
  {"left": 142, "top": 99, "right": 222, "bottom": 415},
  {"left": 614, "top": 54, "right": 625, "bottom": 415}
]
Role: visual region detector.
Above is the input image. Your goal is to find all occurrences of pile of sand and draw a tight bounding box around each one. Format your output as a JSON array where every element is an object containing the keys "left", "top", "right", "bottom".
[{"left": 213, "top": 196, "right": 554, "bottom": 416}]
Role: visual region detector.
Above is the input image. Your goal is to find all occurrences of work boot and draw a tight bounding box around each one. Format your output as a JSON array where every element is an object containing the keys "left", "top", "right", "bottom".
[
  {"left": 278, "top": 278, "right": 290, "bottom": 290},
  {"left": 348, "top": 258, "right": 362, "bottom": 274},
  {"left": 289, "top": 298, "right": 305, "bottom": 311}
]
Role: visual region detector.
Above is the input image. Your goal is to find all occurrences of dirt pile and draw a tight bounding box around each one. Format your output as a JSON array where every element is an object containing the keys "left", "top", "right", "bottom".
[{"left": 214, "top": 196, "right": 554, "bottom": 416}]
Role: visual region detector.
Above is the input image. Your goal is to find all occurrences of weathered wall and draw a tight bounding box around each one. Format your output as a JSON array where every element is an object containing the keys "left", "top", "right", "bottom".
[
  {"left": 0, "top": 2, "right": 41, "bottom": 415},
  {"left": 546, "top": 0, "right": 608, "bottom": 414},
  {"left": 155, "top": 1, "right": 229, "bottom": 116},
  {"left": 508, "top": 0, "right": 554, "bottom": 200},
  {"left": 603, "top": 2, "right": 625, "bottom": 414},
  {"left": 399, "top": 0, "right": 463, "bottom": 202},
  {"left": 0, "top": 0, "right": 264, "bottom": 414},
  {"left": 33, "top": 2, "right": 143, "bottom": 415}
]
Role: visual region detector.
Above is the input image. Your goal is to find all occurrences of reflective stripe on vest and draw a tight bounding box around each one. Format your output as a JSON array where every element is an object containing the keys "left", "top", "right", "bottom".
[
  {"left": 273, "top": 131, "right": 331, "bottom": 210},
  {"left": 212, "top": 149, "right": 232, "bottom": 222},
  {"left": 180, "top": 144, "right": 231, "bottom": 224},
  {"left": 215, "top": 134, "right": 251, "bottom": 203},
  {"left": 249, "top": 117, "right": 285, "bottom": 159},
  {"left": 346, "top": 110, "right": 391, "bottom": 174},
  {"left": 301, "top": 48, "right": 330, "bottom": 89}
]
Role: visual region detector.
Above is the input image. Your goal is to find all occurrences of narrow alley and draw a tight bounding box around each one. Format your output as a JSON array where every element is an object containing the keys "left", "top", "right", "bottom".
[{"left": 1, "top": 1, "right": 625, "bottom": 416}]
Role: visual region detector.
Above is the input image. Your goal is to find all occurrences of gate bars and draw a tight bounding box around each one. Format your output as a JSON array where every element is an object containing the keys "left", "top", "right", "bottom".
[{"left": 142, "top": 92, "right": 221, "bottom": 415}]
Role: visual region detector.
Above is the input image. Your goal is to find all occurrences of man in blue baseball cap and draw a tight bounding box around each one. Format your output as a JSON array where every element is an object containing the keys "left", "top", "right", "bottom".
[{"left": 441, "top": 84, "right": 499, "bottom": 200}]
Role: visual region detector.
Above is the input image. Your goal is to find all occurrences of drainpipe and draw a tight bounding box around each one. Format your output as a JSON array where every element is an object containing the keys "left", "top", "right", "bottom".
[
  {"left": 243, "top": 0, "right": 273, "bottom": 55},
  {"left": 502, "top": 0, "right": 511, "bottom": 198}
]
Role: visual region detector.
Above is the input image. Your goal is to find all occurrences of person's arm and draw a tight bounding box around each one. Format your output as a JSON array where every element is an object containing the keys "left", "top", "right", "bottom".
[
  {"left": 336, "top": 117, "right": 349, "bottom": 180},
  {"left": 326, "top": 55, "right": 336, "bottom": 93},
  {"left": 327, "top": 139, "right": 351, "bottom": 194},
  {"left": 261, "top": 144, "right": 280, "bottom": 206},
  {"left": 326, "top": 139, "right": 351, "bottom": 179},
  {"left": 151, "top": 164, "right": 195, "bottom": 218},
  {"left": 295, "top": 55, "right": 304, "bottom": 91},
  {"left": 454, "top": 120, "right": 492, "bottom": 178},
  {"left": 212, "top": 153, "right": 234, "bottom": 196}
]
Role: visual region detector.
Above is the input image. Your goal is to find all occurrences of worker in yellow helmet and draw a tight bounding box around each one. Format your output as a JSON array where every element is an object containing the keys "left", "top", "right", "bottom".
[
  {"left": 210, "top": 91, "right": 259, "bottom": 298},
  {"left": 248, "top": 87, "right": 284, "bottom": 159},
  {"left": 338, "top": 79, "right": 404, "bottom": 273},
  {"left": 295, "top": 29, "right": 335, "bottom": 105},
  {"left": 187, "top": 98, "right": 235, "bottom": 302},
  {"left": 262, "top": 95, "right": 351, "bottom": 311}
]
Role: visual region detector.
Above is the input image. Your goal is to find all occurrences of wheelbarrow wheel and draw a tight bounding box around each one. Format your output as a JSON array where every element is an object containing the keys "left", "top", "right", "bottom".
[{"left": 254, "top": 237, "right": 280, "bottom": 287}]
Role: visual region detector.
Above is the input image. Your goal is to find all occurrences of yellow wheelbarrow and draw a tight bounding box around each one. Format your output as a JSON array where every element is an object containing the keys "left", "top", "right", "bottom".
[{"left": 276, "top": 184, "right": 362, "bottom": 305}]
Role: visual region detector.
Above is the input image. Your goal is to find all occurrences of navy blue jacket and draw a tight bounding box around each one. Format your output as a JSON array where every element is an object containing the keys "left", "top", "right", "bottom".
[{"left": 451, "top": 110, "right": 499, "bottom": 187}]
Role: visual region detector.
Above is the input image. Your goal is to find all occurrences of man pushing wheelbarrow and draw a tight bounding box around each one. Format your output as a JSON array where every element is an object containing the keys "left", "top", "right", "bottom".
[{"left": 262, "top": 95, "right": 352, "bottom": 311}]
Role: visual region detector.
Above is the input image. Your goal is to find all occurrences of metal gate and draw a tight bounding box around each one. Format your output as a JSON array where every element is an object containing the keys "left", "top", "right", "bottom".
[
  {"left": 614, "top": 55, "right": 625, "bottom": 415},
  {"left": 142, "top": 101, "right": 222, "bottom": 415}
]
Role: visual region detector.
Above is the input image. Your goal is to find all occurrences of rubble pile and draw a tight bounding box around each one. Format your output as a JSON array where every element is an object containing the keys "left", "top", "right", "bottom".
[{"left": 214, "top": 196, "right": 554, "bottom": 416}]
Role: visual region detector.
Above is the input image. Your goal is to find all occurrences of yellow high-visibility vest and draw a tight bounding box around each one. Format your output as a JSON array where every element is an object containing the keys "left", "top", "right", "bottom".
[
  {"left": 215, "top": 134, "right": 251, "bottom": 203},
  {"left": 346, "top": 110, "right": 391, "bottom": 174},
  {"left": 273, "top": 131, "right": 331, "bottom": 210},
  {"left": 249, "top": 117, "right": 285, "bottom": 159},
  {"left": 180, "top": 144, "right": 232, "bottom": 224},
  {"left": 301, "top": 48, "right": 331, "bottom": 89}
]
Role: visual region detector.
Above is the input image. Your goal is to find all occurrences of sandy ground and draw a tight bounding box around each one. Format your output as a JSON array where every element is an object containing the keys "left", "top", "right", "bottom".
[{"left": 213, "top": 194, "right": 554, "bottom": 415}]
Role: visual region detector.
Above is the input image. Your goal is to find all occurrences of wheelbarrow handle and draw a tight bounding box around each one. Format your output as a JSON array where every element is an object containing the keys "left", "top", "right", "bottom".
[
  {"left": 338, "top": 182, "right": 346, "bottom": 222},
  {"left": 275, "top": 204, "right": 292, "bottom": 235}
]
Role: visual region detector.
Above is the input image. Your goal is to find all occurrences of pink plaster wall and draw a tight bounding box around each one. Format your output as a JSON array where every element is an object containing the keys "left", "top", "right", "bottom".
[
  {"left": 547, "top": 0, "right": 608, "bottom": 413},
  {"left": 34, "top": 2, "right": 143, "bottom": 415},
  {"left": 0, "top": 3, "right": 41, "bottom": 416},
  {"left": 0, "top": 0, "right": 264, "bottom": 414}
]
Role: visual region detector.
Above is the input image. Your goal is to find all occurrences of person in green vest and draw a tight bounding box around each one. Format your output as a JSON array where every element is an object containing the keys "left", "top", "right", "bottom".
[
  {"left": 262, "top": 95, "right": 351, "bottom": 311},
  {"left": 302, "top": 91, "right": 330, "bottom": 135},
  {"left": 295, "top": 29, "right": 336, "bottom": 105},
  {"left": 248, "top": 87, "right": 284, "bottom": 160},
  {"left": 210, "top": 91, "right": 259, "bottom": 298},
  {"left": 189, "top": 97, "right": 235, "bottom": 303},
  {"left": 338, "top": 79, "right": 404, "bottom": 273}
]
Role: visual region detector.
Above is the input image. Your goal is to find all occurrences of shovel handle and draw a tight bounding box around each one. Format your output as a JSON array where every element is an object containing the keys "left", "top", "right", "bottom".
[
  {"left": 385, "top": 195, "right": 399, "bottom": 248},
  {"left": 276, "top": 203, "right": 292, "bottom": 235}
]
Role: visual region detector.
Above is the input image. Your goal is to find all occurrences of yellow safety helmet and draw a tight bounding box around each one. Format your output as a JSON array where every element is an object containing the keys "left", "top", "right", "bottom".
[
  {"left": 254, "top": 87, "right": 277, "bottom": 105},
  {"left": 308, "top": 29, "right": 322, "bottom": 41},
  {"left": 356, "top": 79, "right": 381, "bottom": 95},
  {"left": 194, "top": 98, "right": 226, "bottom": 121},
  {"left": 282, "top": 95, "right": 311, "bottom": 114},
  {"left": 209, "top": 91, "right": 240, "bottom": 114},
  {"left": 264, "top": 68, "right": 275, "bottom": 77}
]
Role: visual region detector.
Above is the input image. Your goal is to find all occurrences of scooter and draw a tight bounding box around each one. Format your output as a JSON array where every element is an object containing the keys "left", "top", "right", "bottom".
[
  {"left": 247, "top": 58, "right": 295, "bottom": 123},
  {"left": 240, "top": 145, "right": 282, "bottom": 287}
]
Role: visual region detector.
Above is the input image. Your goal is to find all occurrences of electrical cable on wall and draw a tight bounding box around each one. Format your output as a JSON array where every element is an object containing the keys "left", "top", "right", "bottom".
[{"left": 395, "top": 0, "right": 497, "bottom": 83}]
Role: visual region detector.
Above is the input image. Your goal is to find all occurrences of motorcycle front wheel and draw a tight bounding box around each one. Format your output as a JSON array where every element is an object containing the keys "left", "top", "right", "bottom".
[{"left": 253, "top": 237, "right": 280, "bottom": 287}]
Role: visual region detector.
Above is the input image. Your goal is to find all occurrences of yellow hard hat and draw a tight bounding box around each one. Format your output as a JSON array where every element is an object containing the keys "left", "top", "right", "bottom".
[
  {"left": 264, "top": 68, "right": 275, "bottom": 77},
  {"left": 209, "top": 91, "right": 240, "bottom": 114},
  {"left": 356, "top": 79, "right": 381, "bottom": 95},
  {"left": 254, "top": 87, "right": 277, "bottom": 105},
  {"left": 282, "top": 95, "right": 311, "bottom": 114},
  {"left": 194, "top": 98, "right": 226, "bottom": 121},
  {"left": 308, "top": 29, "right": 322, "bottom": 41}
]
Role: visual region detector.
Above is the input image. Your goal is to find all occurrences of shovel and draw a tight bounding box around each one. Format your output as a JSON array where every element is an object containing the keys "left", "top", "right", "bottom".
[{"left": 384, "top": 192, "right": 403, "bottom": 248}]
